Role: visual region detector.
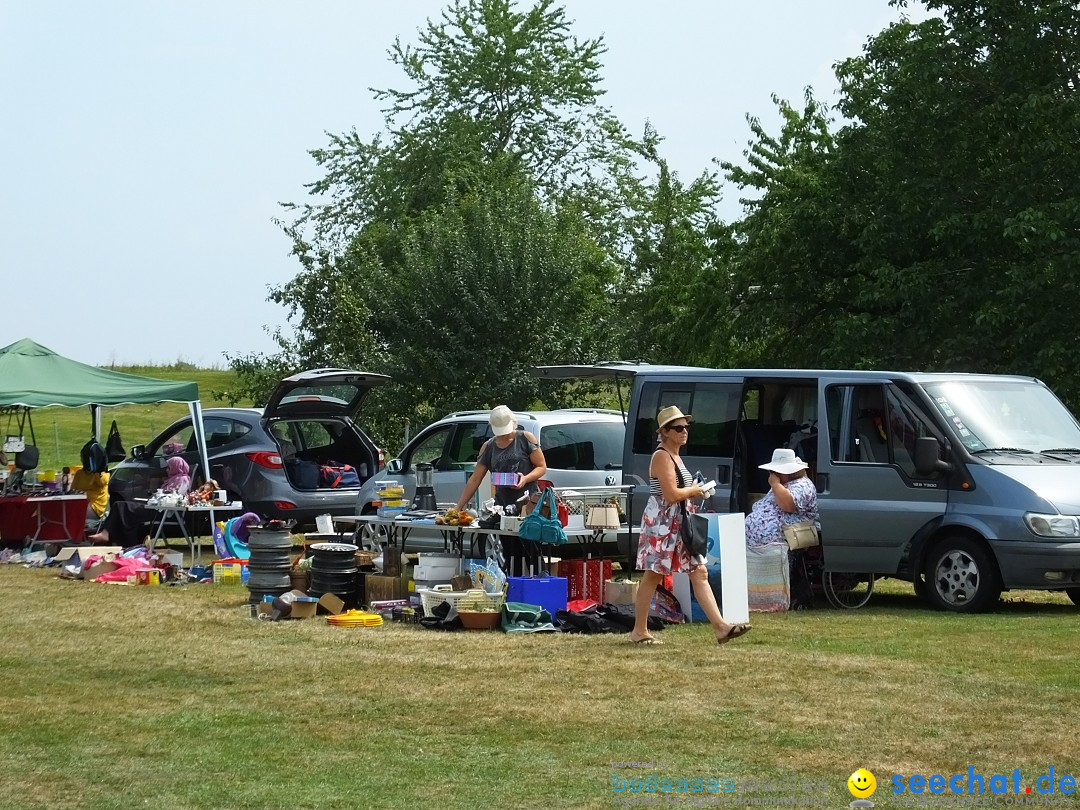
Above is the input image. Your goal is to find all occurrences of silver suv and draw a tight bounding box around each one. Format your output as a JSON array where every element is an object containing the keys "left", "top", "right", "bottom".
[{"left": 354, "top": 408, "right": 626, "bottom": 551}]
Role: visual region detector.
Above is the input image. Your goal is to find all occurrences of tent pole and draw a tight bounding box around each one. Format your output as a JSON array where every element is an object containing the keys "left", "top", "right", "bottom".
[
  {"left": 189, "top": 401, "right": 214, "bottom": 553},
  {"left": 91, "top": 404, "right": 101, "bottom": 441}
]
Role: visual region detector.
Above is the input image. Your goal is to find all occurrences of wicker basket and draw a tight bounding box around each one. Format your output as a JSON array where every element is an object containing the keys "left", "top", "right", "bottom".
[
  {"left": 559, "top": 487, "right": 629, "bottom": 521},
  {"left": 419, "top": 586, "right": 505, "bottom": 616}
]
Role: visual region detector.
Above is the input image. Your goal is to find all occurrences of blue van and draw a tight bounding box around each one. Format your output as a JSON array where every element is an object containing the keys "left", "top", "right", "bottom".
[{"left": 534, "top": 364, "right": 1080, "bottom": 612}]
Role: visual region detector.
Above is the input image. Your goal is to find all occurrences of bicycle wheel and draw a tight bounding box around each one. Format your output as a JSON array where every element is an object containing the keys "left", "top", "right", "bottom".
[{"left": 823, "top": 571, "right": 875, "bottom": 609}]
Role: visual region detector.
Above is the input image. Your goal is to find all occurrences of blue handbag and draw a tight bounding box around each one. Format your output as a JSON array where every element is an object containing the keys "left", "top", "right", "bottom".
[{"left": 518, "top": 488, "right": 569, "bottom": 545}]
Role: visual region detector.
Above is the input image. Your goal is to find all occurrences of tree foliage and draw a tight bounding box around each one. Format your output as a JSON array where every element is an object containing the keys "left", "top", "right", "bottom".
[
  {"left": 720, "top": 0, "right": 1080, "bottom": 400},
  {"left": 228, "top": 0, "right": 707, "bottom": 450}
]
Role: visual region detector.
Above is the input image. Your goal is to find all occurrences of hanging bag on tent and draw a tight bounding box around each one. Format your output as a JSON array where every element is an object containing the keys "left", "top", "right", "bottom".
[
  {"left": 8, "top": 409, "right": 38, "bottom": 470},
  {"left": 105, "top": 420, "right": 126, "bottom": 462},
  {"left": 4, "top": 410, "right": 26, "bottom": 454}
]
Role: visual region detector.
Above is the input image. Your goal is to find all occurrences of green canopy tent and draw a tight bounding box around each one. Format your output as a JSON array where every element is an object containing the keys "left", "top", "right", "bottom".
[{"left": 0, "top": 338, "right": 211, "bottom": 485}]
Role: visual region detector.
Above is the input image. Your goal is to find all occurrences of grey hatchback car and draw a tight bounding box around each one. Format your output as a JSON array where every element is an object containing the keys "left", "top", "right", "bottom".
[{"left": 108, "top": 369, "right": 389, "bottom": 526}]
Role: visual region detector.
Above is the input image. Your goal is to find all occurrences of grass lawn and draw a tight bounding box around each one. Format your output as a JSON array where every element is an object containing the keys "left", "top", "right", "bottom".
[
  {"left": 8, "top": 365, "right": 248, "bottom": 474},
  {"left": 0, "top": 566, "right": 1076, "bottom": 810}
]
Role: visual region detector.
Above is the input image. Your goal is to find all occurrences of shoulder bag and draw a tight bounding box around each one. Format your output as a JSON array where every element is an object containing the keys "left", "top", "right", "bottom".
[
  {"left": 105, "top": 419, "right": 126, "bottom": 463},
  {"left": 782, "top": 521, "right": 820, "bottom": 550},
  {"left": 518, "top": 487, "right": 568, "bottom": 545},
  {"left": 678, "top": 500, "right": 710, "bottom": 558}
]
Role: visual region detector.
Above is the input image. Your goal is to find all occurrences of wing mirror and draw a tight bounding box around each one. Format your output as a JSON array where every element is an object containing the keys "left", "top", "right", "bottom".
[
  {"left": 130, "top": 444, "right": 146, "bottom": 460},
  {"left": 914, "top": 436, "right": 952, "bottom": 476},
  {"left": 385, "top": 458, "right": 403, "bottom": 474}
]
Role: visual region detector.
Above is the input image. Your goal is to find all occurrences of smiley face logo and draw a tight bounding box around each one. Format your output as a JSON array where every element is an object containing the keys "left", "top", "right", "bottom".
[{"left": 848, "top": 768, "right": 877, "bottom": 799}]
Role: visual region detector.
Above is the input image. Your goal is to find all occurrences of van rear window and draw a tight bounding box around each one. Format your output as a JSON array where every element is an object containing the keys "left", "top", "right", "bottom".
[{"left": 540, "top": 422, "right": 624, "bottom": 470}]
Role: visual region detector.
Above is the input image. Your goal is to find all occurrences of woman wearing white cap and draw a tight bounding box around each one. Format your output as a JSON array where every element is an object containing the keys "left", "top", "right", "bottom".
[
  {"left": 630, "top": 406, "right": 750, "bottom": 646},
  {"left": 744, "top": 448, "right": 820, "bottom": 547},
  {"left": 455, "top": 405, "right": 547, "bottom": 513}
]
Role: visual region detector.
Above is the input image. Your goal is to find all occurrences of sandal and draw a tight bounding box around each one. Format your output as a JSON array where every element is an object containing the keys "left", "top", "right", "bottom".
[
  {"left": 717, "top": 623, "right": 752, "bottom": 645},
  {"left": 630, "top": 634, "right": 663, "bottom": 646}
]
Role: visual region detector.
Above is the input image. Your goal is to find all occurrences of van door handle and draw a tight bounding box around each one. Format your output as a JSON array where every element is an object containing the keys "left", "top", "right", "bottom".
[{"left": 716, "top": 464, "right": 731, "bottom": 485}]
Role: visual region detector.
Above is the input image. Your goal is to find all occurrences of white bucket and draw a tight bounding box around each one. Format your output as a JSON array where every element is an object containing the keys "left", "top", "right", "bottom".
[{"left": 315, "top": 514, "right": 334, "bottom": 534}]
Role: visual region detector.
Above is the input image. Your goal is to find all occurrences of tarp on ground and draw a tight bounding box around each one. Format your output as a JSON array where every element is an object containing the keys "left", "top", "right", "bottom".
[{"left": 0, "top": 338, "right": 197, "bottom": 408}]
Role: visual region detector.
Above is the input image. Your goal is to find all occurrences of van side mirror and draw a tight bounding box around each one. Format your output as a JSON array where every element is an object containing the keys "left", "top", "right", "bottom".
[
  {"left": 386, "top": 458, "right": 403, "bottom": 474},
  {"left": 131, "top": 444, "right": 145, "bottom": 459},
  {"left": 914, "top": 436, "right": 952, "bottom": 476}
]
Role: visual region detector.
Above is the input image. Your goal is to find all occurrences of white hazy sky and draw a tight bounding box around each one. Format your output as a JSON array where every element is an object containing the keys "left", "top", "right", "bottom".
[{"left": 0, "top": 1, "right": 926, "bottom": 368}]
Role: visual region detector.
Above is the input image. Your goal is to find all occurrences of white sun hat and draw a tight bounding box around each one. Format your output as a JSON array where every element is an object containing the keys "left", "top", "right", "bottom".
[
  {"left": 758, "top": 448, "right": 809, "bottom": 474},
  {"left": 489, "top": 405, "right": 516, "bottom": 437}
]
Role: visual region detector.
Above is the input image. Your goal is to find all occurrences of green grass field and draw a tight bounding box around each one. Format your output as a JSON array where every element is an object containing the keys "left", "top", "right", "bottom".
[
  {"left": 0, "top": 569, "right": 1075, "bottom": 810},
  {"left": 6, "top": 365, "right": 249, "bottom": 473}
]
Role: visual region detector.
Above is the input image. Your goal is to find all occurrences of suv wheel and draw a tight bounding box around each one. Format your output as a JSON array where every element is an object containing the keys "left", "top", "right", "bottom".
[
  {"left": 1066, "top": 587, "right": 1080, "bottom": 607},
  {"left": 924, "top": 536, "right": 1000, "bottom": 613}
]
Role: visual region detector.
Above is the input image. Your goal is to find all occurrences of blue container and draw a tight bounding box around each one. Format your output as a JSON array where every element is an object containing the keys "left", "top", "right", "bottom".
[{"left": 506, "top": 576, "right": 568, "bottom": 623}]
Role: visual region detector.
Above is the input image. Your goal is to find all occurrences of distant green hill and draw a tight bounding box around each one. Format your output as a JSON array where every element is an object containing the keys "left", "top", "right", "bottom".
[{"left": 7, "top": 365, "right": 249, "bottom": 473}]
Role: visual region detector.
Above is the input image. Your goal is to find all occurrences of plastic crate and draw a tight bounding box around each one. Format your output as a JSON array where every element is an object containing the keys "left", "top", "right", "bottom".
[{"left": 213, "top": 562, "right": 243, "bottom": 585}]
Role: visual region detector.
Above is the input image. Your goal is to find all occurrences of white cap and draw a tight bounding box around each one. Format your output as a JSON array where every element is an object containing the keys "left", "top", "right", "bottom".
[{"left": 489, "top": 405, "right": 516, "bottom": 437}]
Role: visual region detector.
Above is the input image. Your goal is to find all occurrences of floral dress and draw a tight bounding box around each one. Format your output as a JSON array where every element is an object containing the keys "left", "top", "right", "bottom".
[
  {"left": 636, "top": 455, "right": 705, "bottom": 575},
  {"left": 744, "top": 476, "right": 819, "bottom": 548}
]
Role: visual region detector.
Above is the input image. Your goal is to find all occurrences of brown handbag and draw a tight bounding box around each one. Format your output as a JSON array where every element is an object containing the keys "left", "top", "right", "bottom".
[{"left": 782, "top": 521, "right": 820, "bottom": 550}]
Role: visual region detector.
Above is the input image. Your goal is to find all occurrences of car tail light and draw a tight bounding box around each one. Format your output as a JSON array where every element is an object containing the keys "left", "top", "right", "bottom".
[
  {"left": 246, "top": 451, "right": 283, "bottom": 469},
  {"left": 378, "top": 447, "right": 385, "bottom": 468},
  {"left": 274, "top": 501, "right": 297, "bottom": 510}
]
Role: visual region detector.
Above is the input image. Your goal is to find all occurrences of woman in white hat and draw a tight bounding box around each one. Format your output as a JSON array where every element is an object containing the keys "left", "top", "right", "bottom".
[
  {"left": 744, "top": 448, "right": 820, "bottom": 548},
  {"left": 630, "top": 406, "right": 750, "bottom": 646},
  {"left": 455, "top": 405, "right": 548, "bottom": 513}
]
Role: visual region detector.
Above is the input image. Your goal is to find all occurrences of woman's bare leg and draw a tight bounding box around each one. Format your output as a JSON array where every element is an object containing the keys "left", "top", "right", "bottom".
[{"left": 630, "top": 569, "right": 664, "bottom": 643}]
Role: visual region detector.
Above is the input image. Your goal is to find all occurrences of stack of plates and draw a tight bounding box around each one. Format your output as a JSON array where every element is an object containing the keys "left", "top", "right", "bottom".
[{"left": 326, "top": 610, "right": 384, "bottom": 628}]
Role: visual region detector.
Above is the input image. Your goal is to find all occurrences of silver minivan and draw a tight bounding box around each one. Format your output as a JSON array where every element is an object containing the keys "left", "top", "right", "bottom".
[
  {"left": 534, "top": 363, "right": 1080, "bottom": 612},
  {"left": 354, "top": 408, "right": 625, "bottom": 551}
]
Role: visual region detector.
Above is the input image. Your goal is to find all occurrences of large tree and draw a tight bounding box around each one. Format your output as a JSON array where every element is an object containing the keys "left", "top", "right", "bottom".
[{"left": 719, "top": 0, "right": 1080, "bottom": 400}]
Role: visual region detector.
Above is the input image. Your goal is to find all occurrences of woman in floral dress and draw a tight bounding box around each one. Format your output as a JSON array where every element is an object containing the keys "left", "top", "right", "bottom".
[{"left": 630, "top": 406, "right": 751, "bottom": 646}]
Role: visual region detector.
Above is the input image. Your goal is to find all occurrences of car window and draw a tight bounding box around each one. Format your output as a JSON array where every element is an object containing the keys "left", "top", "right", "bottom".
[
  {"left": 446, "top": 422, "right": 492, "bottom": 467},
  {"left": 153, "top": 423, "right": 194, "bottom": 458},
  {"left": 296, "top": 421, "right": 333, "bottom": 449},
  {"left": 407, "top": 426, "right": 454, "bottom": 470},
  {"left": 204, "top": 417, "right": 252, "bottom": 450},
  {"left": 540, "top": 422, "right": 623, "bottom": 470}
]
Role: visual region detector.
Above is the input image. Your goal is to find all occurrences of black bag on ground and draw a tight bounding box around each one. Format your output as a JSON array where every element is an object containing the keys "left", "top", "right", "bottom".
[{"left": 105, "top": 420, "right": 126, "bottom": 462}]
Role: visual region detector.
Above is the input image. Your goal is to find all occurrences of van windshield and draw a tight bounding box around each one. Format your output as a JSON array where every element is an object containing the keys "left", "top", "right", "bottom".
[{"left": 923, "top": 380, "right": 1080, "bottom": 455}]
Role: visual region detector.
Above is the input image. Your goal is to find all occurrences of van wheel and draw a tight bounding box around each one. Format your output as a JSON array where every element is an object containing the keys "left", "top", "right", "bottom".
[
  {"left": 823, "top": 572, "right": 875, "bottom": 609},
  {"left": 924, "top": 537, "right": 1000, "bottom": 612},
  {"left": 1066, "top": 588, "right": 1080, "bottom": 607}
]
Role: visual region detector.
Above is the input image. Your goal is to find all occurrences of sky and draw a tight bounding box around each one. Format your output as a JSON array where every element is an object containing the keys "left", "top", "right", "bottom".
[{"left": 0, "top": 1, "right": 929, "bottom": 368}]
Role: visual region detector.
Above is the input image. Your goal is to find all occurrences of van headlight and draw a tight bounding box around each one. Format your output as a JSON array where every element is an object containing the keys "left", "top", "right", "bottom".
[{"left": 1024, "top": 513, "right": 1080, "bottom": 538}]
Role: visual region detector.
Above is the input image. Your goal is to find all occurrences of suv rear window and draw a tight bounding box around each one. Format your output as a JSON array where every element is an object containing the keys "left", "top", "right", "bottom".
[{"left": 539, "top": 422, "right": 623, "bottom": 470}]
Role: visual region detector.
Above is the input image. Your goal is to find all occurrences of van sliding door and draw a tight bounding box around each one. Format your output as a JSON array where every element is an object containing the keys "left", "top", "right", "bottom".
[{"left": 817, "top": 380, "right": 948, "bottom": 574}]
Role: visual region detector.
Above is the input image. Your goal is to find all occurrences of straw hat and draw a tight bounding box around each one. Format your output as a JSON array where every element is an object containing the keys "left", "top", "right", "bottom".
[{"left": 657, "top": 405, "right": 692, "bottom": 430}]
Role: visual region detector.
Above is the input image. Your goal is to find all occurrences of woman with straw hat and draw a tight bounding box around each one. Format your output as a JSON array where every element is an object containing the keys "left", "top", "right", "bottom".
[{"left": 630, "top": 406, "right": 751, "bottom": 646}]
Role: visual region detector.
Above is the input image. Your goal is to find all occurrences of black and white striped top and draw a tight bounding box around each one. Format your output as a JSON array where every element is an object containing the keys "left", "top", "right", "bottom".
[{"left": 650, "top": 452, "right": 694, "bottom": 497}]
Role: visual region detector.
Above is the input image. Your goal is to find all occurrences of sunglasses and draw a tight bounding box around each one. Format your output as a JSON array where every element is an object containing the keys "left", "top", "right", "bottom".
[{"left": 666, "top": 424, "right": 689, "bottom": 433}]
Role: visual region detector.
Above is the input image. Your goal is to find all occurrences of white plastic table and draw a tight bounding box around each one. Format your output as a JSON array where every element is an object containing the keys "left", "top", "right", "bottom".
[{"left": 146, "top": 502, "right": 243, "bottom": 563}]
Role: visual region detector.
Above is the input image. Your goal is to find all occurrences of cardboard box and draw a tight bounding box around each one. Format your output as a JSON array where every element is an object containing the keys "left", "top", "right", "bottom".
[
  {"left": 291, "top": 597, "right": 318, "bottom": 619},
  {"left": 605, "top": 578, "right": 638, "bottom": 606},
  {"left": 55, "top": 546, "right": 122, "bottom": 563},
  {"left": 317, "top": 592, "right": 345, "bottom": 615}
]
